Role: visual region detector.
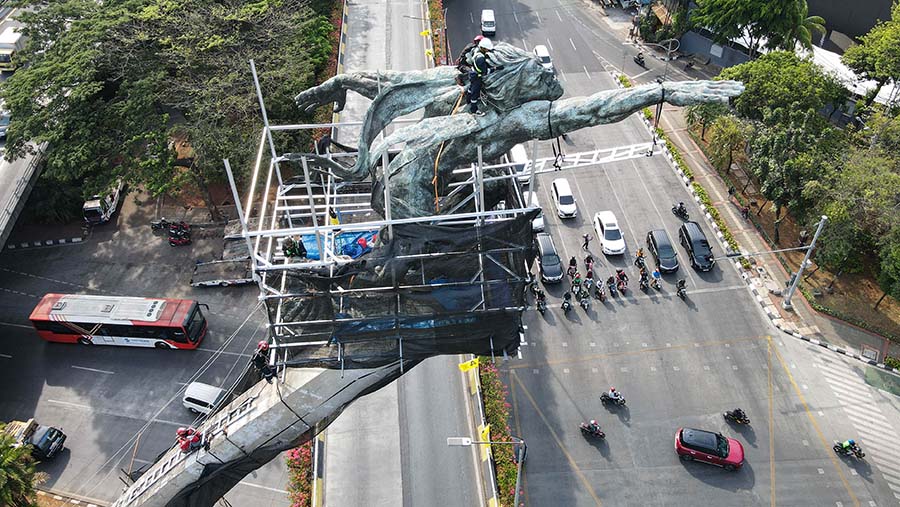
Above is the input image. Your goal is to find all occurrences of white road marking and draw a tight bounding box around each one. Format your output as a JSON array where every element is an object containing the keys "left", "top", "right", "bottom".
[
  {"left": 569, "top": 38, "right": 577, "bottom": 51},
  {"left": 0, "top": 321, "right": 34, "bottom": 329},
  {"left": 536, "top": 10, "right": 542, "bottom": 24},
  {"left": 0, "top": 353, "right": 11, "bottom": 359},
  {"left": 237, "top": 481, "right": 288, "bottom": 494},
  {"left": 47, "top": 399, "right": 91, "bottom": 410},
  {"left": 72, "top": 365, "right": 115, "bottom": 375},
  {"left": 632, "top": 69, "right": 652, "bottom": 79},
  {"left": 513, "top": 11, "right": 519, "bottom": 24},
  {"left": 583, "top": 65, "right": 591, "bottom": 79},
  {"left": 522, "top": 39, "right": 529, "bottom": 52},
  {"left": 556, "top": 10, "right": 563, "bottom": 22},
  {"left": 546, "top": 38, "right": 553, "bottom": 51},
  {"left": 469, "top": 12, "right": 474, "bottom": 24},
  {"left": 195, "top": 347, "right": 251, "bottom": 357},
  {"left": 154, "top": 418, "right": 193, "bottom": 427}
]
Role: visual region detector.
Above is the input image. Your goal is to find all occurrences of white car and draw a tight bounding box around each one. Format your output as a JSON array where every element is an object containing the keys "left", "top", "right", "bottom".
[
  {"left": 551, "top": 178, "right": 577, "bottom": 218},
  {"left": 533, "top": 45, "right": 553, "bottom": 71},
  {"left": 593, "top": 210, "right": 626, "bottom": 255},
  {"left": 524, "top": 191, "right": 544, "bottom": 232}
]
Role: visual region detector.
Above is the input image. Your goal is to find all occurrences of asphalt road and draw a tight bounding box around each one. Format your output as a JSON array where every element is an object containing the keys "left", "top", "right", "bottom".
[
  {"left": 0, "top": 194, "right": 290, "bottom": 506},
  {"left": 445, "top": 1, "right": 900, "bottom": 506}
]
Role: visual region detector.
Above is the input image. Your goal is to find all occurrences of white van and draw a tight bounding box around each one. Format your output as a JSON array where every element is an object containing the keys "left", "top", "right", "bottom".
[
  {"left": 481, "top": 10, "right": 496, "bottom": 36},
  {"left": 551, "top": 178, "right": 577, "bottom": 218},
  {"left": 508, "top": 144, "right": 531, "bottom": 184},
  {"left": 183, "top": 382, "right": 226, "bottom": 415}
]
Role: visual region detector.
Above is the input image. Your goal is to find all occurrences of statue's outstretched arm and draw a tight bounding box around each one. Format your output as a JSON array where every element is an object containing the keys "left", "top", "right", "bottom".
[
  {"left": 548, "top": 80, "right": 744, "bottom": 136},
  {"left": 294, "top": 68, "right": 459, "bottom": 113}
]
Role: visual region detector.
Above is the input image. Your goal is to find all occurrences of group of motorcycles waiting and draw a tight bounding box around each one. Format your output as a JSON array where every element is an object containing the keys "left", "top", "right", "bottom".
[{"left": 151, "top": 218, "right": 192, "bottom": 247}]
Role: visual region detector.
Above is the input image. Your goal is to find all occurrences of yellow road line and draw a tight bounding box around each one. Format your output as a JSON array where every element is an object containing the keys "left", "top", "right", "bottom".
[
  {"left": 509, "top": 335, "right": 766, "bottom": 370},
  {"left": 509, "top": 371, "right": 529, "bottom": 506},
  {"left": 771, "top": 341, "right": 859, "bottom": 507},
  {"left": 767, "top": 337, "right": 775, "bottom": 507},
  {"left": 511, "top": 371, "right": 603, "bottom": 506}
]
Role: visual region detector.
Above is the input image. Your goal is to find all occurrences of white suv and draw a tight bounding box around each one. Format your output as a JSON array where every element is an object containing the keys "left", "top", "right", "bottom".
[
  {"left": 551, "top": 178, "right": 577, "bottom": 218},
  {"left": 593, "top": 210, "right": 626, "bottom": 255}
]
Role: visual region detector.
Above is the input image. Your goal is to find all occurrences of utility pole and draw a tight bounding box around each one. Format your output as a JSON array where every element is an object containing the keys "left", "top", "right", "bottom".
[{"left": 782, "top": 215, "right": 827, "bottom": 310}]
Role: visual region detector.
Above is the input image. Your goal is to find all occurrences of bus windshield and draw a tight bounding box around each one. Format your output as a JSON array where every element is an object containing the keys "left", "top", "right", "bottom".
[{"left": 186, "top": 306, "right": 207, "bottom": 343}]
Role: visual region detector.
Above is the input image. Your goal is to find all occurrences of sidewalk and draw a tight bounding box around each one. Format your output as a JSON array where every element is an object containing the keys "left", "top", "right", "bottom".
[{"left": 658, "top": 100, "right": 900, "bottom": 367}]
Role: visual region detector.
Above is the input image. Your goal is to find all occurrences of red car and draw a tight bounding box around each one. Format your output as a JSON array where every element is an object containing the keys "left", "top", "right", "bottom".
[{"left": 675, "top": 427, "right": 744, "bottom": 471}]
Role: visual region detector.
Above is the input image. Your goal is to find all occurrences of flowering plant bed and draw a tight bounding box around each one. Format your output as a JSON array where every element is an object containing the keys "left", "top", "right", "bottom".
[{"left": 479, "top": 359, "right": 518, "bottom": 505}]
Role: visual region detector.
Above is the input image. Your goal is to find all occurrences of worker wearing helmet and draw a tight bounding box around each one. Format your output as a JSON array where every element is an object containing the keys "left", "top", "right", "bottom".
[
  {"left": 456, "top": 34, "right": 485, "bottom": 73},
  {"left": 252, "top": 341, "right": 275, "bottom": 383},
  {"left": 467, "top": 38, "right": 495, "bottom": 116}
]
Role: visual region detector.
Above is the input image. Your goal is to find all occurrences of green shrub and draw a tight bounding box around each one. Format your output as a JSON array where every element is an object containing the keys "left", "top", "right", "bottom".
[
  {"left": 885, "top": 356, "right": 900, "bottom": 370},
  {"left": 479, "top": 360, "right": 518, "bottom": 505},
  {"left": 618, "top": 74, "right": 633, "bottom": 88}
]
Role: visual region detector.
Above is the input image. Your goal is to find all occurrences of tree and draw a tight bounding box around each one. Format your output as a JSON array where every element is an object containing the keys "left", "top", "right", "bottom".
[
  {"left": 684, "top": 102, "right": 727, "bottom": 139},
  {"left": 0, "top": 428, "right": 46, "bottom": 507},
  {"left": 876, "top": 226, "right": 900, "bottom": 310},
  {"left": 842, "top": 2, "right": 900, "bottom": 108},
  {"left": 707, "top": 114, "right": 748, "bottom": 172},
  {"left": 689, "top": 0, "right": 801, "bottom": 58},
  {"left": 1, "top": 0, "right": 335, "bottom": 219},
  {"left": 719, "top": 51, "right": 848, "bottom": 123},
  {"left": 749, "top": 108, "right": 847, "bottom": 243},
  {"left": 768, "top": 1, "right": 826, "bottom": 52}
]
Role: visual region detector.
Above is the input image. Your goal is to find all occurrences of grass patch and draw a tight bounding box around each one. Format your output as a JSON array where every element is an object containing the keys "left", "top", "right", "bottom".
[{"left": 864, "top": 367, "right": 900, "bottom": 397}]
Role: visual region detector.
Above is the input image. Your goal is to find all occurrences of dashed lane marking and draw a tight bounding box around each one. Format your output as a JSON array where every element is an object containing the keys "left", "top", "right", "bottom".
[
  {"left": 0, "top": 321, "right": 34, "bottom": 329},
  {"left": 71, "top": 365, "right": 114, "bottom": 375}
]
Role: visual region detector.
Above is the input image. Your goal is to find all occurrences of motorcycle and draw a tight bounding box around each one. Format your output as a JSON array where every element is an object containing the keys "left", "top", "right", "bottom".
[
  {"left": 584, "top": 256, "right": 594, "bottom": 273},
  {"left": 633, "top": 54, "right": 645, "bottom": 68},
  {"left": 579, "top": 423, "right": 605, "bottom": 439},
  {"left": 724, "top": 410, "right": 750, "bottom": 425},
  {"left": 169, "top": 235, "right": 192, "bottom": 247},
  {"left": 562, "top": 299, "right": 572, "bottom": 314},
  {"left": 151, "top": 217, "right": 171, "bottom": 232},
  {"left": 672, "top": 204, "right": 689, "bottom": 220},
  {"left": 650, "top": 277, "right": 662, "bottom": 291},
  {"left": 676, "top": 286, "right": 687, "bottom": 300},
  {"left": 833, "top": 441, "right": 865, "bottom": 459},
  {"left": 600, "top": 392, "right": 627, "bottom": 406},
  {"left": 617, "top": 279, "right": 627, "bottom": 294},
  {"left": 168, "top": 221, "right": 191, "bottom": 236},
  {"left": 634, "top": 256, "right": 646, "bottom": 269},
  {"left": 607, "top": 281, "right": 618, "bottom": 297},
  {"left": 536, "top": 299, "right": 547, "bottom": 315},
  {"left": 639, "top": 277, "right": 649, "bottom": 291},
  {"left": 595, "top": 285, "right": 606, "bottom": 302},
  {"left": 579, "top": 296, "right": 590, "bottom": 311}
]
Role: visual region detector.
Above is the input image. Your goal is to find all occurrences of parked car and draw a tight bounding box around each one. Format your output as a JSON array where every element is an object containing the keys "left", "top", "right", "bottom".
[
  {"left": 524, "top": 191, "right": 544, "bottom": 232},
  {"left": 675, "top": 427, "right": 744, "bottom": 471},
  {"left": 551, "top": 178, "right": 577, "bottom": 218},
  {"left": 593, "top": 211, "right": 626, "bottom": 255},
  {"left": 678, "top": 221, "right": 715, "bottom": 271},
  {"left": 533, "top": 44, "right": 553, "bottom": 71},
  {"left": 646, "top": 229, "right": 678, "bottom": 272},
  {"left": 535, "top": 232, "right": 563, "bottom": 283},
  {"left": 0, "top": 103, "right": 10, "bottom": 139},
  {"left": 508, "top": 143, "right": 531, "bottom": 184},
  {"left": 183, "top": 381, "right": 227, "bottom": 415}
]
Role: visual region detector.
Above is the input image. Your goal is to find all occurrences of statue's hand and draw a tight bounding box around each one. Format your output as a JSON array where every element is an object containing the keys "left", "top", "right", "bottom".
[
  {"left": 661, "top": 80, "right": 744, "bottom": 107},
  {"left": 294, "top": 77, "right": 347, "bottom": 113}
]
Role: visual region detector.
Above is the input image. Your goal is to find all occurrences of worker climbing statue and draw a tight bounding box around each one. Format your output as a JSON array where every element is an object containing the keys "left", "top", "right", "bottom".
[
  {"left": 115, "top": 42, "right": 742, "bottom": 507},
  {"left": 289, "top": 41, "right": 743, "bottom": 219}
]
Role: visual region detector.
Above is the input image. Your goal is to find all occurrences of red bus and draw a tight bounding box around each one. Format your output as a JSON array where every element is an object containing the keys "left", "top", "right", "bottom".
[{"left": 29, "top": 294, "right": 208, "bottom": 349}]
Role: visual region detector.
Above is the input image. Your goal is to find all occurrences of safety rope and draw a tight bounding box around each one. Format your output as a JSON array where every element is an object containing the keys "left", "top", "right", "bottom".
[
  {"left": 547, "top": 101, "right": 564, "bottom": 169},
  {"left": 432, "top": 88, "right": 468, "bottom": 212}
]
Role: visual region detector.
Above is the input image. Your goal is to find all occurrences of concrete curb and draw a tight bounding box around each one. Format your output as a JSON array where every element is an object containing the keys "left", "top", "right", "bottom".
[
  {"left": 36, "top": 488, "right": 109, "bottom": 507},
  {"left": 5, "top": 236, "right": 84, "bottom": 250},
  {"left": 610, "top": 70, "right": 900, "bottom": 377}
]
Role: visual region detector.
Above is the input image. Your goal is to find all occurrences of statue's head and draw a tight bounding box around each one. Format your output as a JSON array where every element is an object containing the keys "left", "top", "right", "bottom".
[{"left": 483, "top": 42, "right": 564, "bottom": 111}]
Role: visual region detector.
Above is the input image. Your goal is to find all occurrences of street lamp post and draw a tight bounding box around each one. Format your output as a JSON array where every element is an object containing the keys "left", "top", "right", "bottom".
[
  {"left": 782, "top": 215, "right": 827, "bottom": 310},
  {"left": 448, "top": 436, "right": 527, "bottom": 506},
  {"left": 642, "top": 38, "right": 680, "bottom": 80}
]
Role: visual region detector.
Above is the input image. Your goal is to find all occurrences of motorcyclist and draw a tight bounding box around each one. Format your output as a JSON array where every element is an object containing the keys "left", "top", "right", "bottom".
[
  {"left": 639, "top": 268, "right": 649, "bottom": 282},
  {"left": 567, "top": 265, "right": 577, "bottom": 278},
  {"left": 572, "top": 272, "right": 582, "bottom": 288},
  {"left": 585, "top": 254, "right": 594, "bottom": 270},
  {"left": 730, "top": 408, "right": 747, "bottom": 420},
  {"left": 616, "top": 269, "right": 628, "bottom": 284},
  {"left": 635, "top": 51, "right": 644, "bottom": 64},
  {"left": 536, "top": 289, "right": 547, "bottom": 306},
  {"left": 676, "top": 279, "right": 686, "bottom": 290},
  {"left": 636, "top": 248, "right": 644, "bottom": 259},
  {"left": 569, "top": 256, "right": 578, "bottom": 268},
  {"left": 587, "top": 419, "right": 601, "bottom": 434},
  {"left": 676, "top": 201, "right": 687, "bottom": 215},
  {"left": 584, "top": 270, "right": 594, "bottom": 288},
  {"left": 840, "top": 439, "right": 858, "bottom": 453},
  {"left": 608, "top": 387, "right": 623, "bottom": 402},
  {"left": 606, "top": 275, "right": 616, "bottom": 288},
  {"left": 651, "top": 268, "right": 661, "bottom": 286}
]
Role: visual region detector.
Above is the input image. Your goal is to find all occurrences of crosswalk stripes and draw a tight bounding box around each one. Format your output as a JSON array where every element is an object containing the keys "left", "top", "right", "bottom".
[{"left": 814, "top": 356, "right": 900, "bottom": 504}]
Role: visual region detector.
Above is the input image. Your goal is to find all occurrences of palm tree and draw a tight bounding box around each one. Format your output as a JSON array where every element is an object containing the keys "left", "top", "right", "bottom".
[
  {"left": 779, "top": 1, "right": 826, "bottom": 51},
  {"left": 0, "top": 429, "right": 46, "bottom": 507}
]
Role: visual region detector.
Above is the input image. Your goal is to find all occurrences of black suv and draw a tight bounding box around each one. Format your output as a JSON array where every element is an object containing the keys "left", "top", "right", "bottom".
[
  {"left": 678, "top": 221, "right": 714, "bottom": 272},
  {"left": 535, "top": 233, "right": 563, "bottom": 283},
  {"left": 646, "top": 229, "right": 678, "bottom": 272}
]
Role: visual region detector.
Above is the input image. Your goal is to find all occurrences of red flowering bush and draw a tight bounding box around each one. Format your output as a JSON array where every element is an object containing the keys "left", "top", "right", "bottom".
[
  {"left": 311, "top": 0, "right": 346, "bottom": 142},
  {"left": 427, "top": 0, "right": 446, "bottom": 64},
  {"left": 479, "top": 359, "right": 519, "bottom": 505},
  {"left": 286, "top": 441, "right": 314, "bottom": 507}
]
